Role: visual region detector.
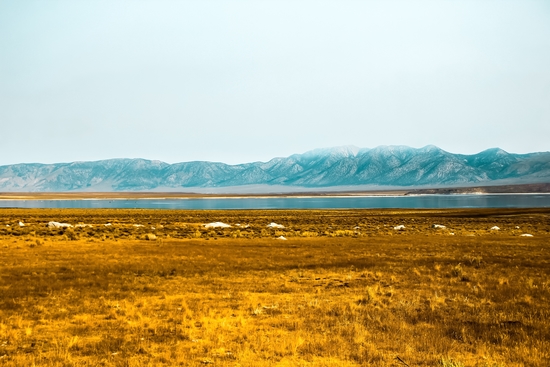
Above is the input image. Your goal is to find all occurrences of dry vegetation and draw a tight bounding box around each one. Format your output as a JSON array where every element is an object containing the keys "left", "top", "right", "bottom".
[{"left": 0, "top": 208, "right": 549, "bottom": 366}]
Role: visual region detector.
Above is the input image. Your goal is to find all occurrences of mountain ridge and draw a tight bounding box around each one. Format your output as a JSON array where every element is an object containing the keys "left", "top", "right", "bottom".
[{"left": 1, "top": 145, "right": 549, "bottom": 192}]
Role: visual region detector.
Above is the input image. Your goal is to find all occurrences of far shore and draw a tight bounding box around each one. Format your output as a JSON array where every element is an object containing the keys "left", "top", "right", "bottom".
[
  {"left": 0, "top": 190, "right": 410, "bottom": 200},
  {"left": 0, "top": 182, "right": 549, "bottom": 200}
]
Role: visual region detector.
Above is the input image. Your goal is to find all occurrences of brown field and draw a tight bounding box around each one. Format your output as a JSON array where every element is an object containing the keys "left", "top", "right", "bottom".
[{"left": 0, "top": 208, "right": 549, "bottom": 366}]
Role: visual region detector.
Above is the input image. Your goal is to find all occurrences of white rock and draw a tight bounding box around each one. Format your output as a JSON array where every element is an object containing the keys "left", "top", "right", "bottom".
[
  {"left": 18, "top": 221, "right": 25, "bottom": 227},
  {"left": 277, "top": 236, "right": 287, "bottom": 240},
  {"left": 104, "top": 223, "right": 112, "bottom": 226},
  {"left": 267, "top": 222, "right": 285, "bottom": 229},
  {"left": 490, "top": 226, "right": 500, "bottom": 230},
  {"left": 133, "top": 224, "right": 144, "bottom": 227},
  {"left": 393, "top": 225, "right": 406, "bottom": 231},
  {"left": 520, "top": 234, "right": 533, "bottom": 237},
  {"left": 432, "top": 224, "right": 446, "bottom": 229},
  {"left": 515, "top": 226, "right": 520, "bottom": 229},
  {"left": 47, "top": 221, "right": 73, "bottom": 228},
  {"left": 204, "top": 222, "right": 232, "bottom": 228},
  {"left": 75, "top": 224, "right": 92, "bottom": 228}
]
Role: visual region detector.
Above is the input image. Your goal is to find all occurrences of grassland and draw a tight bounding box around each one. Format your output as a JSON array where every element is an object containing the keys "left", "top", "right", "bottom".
[{"left": 0, "top": 208, "right": 549, "bottom": 366}]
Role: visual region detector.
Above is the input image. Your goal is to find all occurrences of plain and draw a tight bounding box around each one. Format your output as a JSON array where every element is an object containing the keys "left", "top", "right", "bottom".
[{"left": 0, "top": 208, "right": 549, "bottom": 366}]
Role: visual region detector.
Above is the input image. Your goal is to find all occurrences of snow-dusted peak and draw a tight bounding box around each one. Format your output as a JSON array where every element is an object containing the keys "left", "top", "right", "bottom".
[
  {"left": 419, "top": 145, "right": 445, "bottom": 153},
  {"left": 479, "top": 148, "right": 509, "bottom": 156},
  {"left": 121, "top": 159, "right": 170, "bottom": 170},
  {"left": 301, "top": 145, "right": 361, "bottom": 158},
  {"left": 369, "top": 145, "right": 414, "bottom": 155}
]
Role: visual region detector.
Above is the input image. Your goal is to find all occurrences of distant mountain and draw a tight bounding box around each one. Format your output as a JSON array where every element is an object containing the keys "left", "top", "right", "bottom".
[{"left": 1, "top": 145, "right": 549, "bottom": 192}]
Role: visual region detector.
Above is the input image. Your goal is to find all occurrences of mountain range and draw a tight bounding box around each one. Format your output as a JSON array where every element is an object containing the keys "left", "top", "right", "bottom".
[{"left": 1, "top": 145, "right": 549, "bottom": 192}]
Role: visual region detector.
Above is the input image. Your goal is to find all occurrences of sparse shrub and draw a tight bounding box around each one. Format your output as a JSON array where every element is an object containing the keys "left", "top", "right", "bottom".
[
  {"left": 498, "top": 277, "right": 509, "bottom": 286},
  {"left": 301, "top": 231, "right": 318, "bottom": 237},
  {"left": 464, "top": 255, "right": 483, "bottom": 268},
  {"left": 439, "top": 358, "right": 465, "bottom": 367},
  {"left": 65, "top": 228, "right": 79, "bottom": 241},
  {"left": 333, "top": 230, "right": 355, "bottom": 237},
  {"left": 145, "top": 233, "right": 157, "bottom": 241},
  {"left": 451, "top": 264, "right": 463, "bottom": 278},
  {"left": 356, "top": 286, "right": 378, "bottom": 305}
]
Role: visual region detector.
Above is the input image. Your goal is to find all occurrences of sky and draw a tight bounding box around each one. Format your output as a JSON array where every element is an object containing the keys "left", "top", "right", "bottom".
[{"left": 1, "top": 0, "right": 549, "bottom": 166}]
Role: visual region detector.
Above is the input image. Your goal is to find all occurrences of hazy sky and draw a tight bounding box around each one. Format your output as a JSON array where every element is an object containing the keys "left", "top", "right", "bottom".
[{"left": 1, "top": 0, "right": 549, "bottom": 165}]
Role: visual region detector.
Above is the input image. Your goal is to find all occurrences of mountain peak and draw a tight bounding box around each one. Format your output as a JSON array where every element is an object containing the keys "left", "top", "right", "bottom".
[
  {"left": 301, "top": 145, "right": 361, "bottom": 158},
  {"left": 419, "top": 145, "right": 444, "bottom": 153},
  {"left": 479, "top": 147, "right": 509, "bottom": 156}
]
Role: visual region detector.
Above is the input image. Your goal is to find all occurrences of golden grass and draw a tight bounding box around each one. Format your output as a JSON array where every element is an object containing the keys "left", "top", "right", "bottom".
[{"left": 0, "top": 208, "right": 549, "bottom": 366}]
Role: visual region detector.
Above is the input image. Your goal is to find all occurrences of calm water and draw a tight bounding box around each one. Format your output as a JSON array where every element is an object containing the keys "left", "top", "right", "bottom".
[{"left": 1, "top": 194, "right": 549, "bottom": 209}]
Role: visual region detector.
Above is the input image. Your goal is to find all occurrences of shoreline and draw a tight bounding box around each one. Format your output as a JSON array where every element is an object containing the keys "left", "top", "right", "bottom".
[
  {"left": 1, "top": 192, "right": 550, "bottom": 201},
  {"left": 0, "top": 191, "right": 411, "bottom": 200},
  {"left": 1, "top": 183, "right": 548, "bottom": 200}
]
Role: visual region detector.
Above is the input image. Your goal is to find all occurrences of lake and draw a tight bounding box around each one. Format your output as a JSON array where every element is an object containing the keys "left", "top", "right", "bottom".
[{"left": 1, "top": 194, "right": 549, "bottom": 209}]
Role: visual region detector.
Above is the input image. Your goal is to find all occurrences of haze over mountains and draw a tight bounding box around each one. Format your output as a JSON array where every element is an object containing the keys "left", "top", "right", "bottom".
[{"left": 1, "top": 145, "right": 549, "bottom": 192}]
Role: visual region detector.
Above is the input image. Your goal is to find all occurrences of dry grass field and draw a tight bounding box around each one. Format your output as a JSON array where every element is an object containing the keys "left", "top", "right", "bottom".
[{"left": 0, "top": 208, "right": 549, "bottom": 366}]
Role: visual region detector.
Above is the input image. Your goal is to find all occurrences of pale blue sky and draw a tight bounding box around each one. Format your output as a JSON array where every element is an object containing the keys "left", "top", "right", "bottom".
[{"left": 1, "top": 0, "right": 549, "bottom": 165}]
